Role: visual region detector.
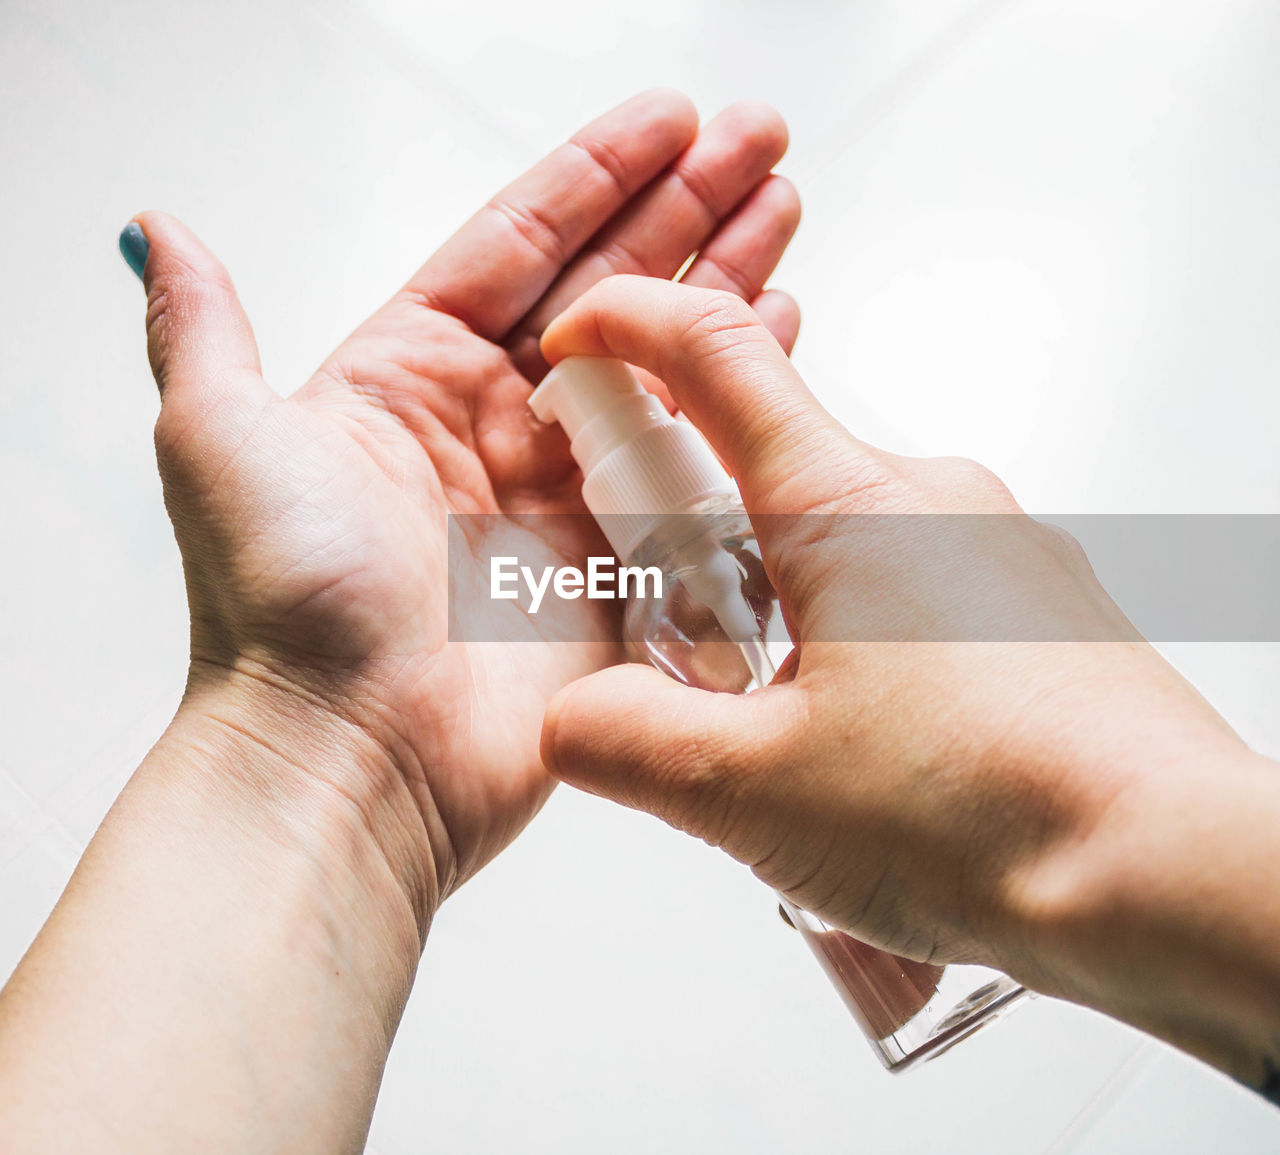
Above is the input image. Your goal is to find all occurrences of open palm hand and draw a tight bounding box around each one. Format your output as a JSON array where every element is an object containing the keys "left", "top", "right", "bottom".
[{"left": 131, "top": 91, "right": 801, "bottom": 900}]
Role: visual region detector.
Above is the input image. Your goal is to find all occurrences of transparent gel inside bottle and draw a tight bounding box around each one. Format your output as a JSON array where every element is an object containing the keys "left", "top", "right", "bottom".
[{"left": 622, "top": 500, "right": 1027, "bottom": 1071}]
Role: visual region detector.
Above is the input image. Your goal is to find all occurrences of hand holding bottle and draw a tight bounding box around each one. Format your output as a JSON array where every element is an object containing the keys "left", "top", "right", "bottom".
[{"left": 539, "top": 274, "right": 1280, "bottom": 1099}]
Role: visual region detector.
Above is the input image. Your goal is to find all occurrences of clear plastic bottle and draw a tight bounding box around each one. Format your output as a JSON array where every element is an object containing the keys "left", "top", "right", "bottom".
[
  {"left": 621, "top": 498, "right": 777, "bottom": 693},
  {"left": 529, "top": 356, "right": 1027, "bottom": 1070}
]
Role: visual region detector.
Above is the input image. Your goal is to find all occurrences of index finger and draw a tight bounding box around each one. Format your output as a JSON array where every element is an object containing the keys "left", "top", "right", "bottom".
[
  {"left": 400, "top": 90, "right": 698, "bottom": 341},
  {"left": 540, "top": 275, "right": 864, "bottom": 509}
]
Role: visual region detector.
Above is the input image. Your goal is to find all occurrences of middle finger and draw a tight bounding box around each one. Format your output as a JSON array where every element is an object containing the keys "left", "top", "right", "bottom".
[{"left": 504, "top": 101, "right": 789, "bottom": 380}]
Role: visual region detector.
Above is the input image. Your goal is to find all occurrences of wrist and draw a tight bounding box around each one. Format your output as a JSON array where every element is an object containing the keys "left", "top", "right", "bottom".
[
  {"left": 0, "top": 661, "right": 437, "bottom": 1151},
  {"left": 172, "top": 656, "right": 439, "bottom": 941},
  {"left": 999, "top": 728, "right": 1280, "bottom": 1078}
]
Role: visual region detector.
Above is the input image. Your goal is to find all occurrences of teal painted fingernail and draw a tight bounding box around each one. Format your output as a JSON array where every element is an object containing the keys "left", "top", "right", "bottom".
[{"left": 119, "top": 222, "right": 148, "bottom": 280}]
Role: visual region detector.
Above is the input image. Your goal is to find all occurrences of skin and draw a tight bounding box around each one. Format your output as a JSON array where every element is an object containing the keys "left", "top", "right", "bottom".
[
  {"left": 539, "top": 275, "right": 1280, "bottom": 1106},
  {"left": 0, "top": 92, "right": 803, "bottom": 1152},
  {"left": 2, "top": 88, "right": 1276, "bottom": 1147}
]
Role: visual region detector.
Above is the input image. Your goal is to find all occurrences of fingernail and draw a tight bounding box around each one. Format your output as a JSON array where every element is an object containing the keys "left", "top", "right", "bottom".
[{"left": 118, "top": 221, "right": 148, "bottom": 281}]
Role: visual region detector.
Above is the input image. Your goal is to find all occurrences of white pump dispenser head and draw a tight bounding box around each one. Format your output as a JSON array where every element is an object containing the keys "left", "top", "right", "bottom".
[
  {"left": 528, "top": 356, "right": 737, "bottom": 562},
  {"left": 529, "top": 356, "right": 760, "bottom": 644}
]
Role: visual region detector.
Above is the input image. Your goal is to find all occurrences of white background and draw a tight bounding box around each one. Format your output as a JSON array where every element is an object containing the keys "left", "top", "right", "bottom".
[{"left": 3, "top": 0, "right": 1280, "bottom": 1151}]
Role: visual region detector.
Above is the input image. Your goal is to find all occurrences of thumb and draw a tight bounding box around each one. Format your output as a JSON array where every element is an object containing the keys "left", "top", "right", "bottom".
[
  {"left": 122, "top": 212, "right": 271, "bottom": 414},
  {"left": 542, "top": 663, "right": 782, "bottom": 851}
]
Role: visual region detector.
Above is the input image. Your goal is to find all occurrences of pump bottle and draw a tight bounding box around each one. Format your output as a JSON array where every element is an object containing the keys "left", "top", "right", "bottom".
[{"left": 529, "top": 356, "right": 1026, "bottom": 1069}]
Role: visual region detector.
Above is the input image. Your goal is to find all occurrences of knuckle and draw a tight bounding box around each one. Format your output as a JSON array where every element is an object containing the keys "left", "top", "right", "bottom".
[
  {"left": 671, "top": 160, "right": 726, "bottom": 220},
  {"left": 677, "top": 290, "right": 760, "bottom": 353},
  {"left": 938, "top": 454, "right": 996, "bottom": 483},
  {"left": 699, "top": 251, "right": 754, "bottom": 299},
  {"left": 1040, "top": 521, "right": 1090, "bottom": 566},
  {"left": 657, "top": 290, "right": 766, "bottom": 386},
  {"left": 152, "top": 404, "right": 200, "bottom": 493},
  {"left": 486, "top": 196, "right": 568, "bottom": 266},
  {"left": 145, "top": 267, "right": 236, "bottom": 334},
  {"left": 936, "top": 455, "right": 1016, "bottom": 502},
  {"left": 567, "top": 133, "right": 631, "bottom": 198},
  {"left": 596, "top": 234, "right": 658, "bottom": 278},
  {"left": 152, "top": 374, "right": 209, "bottom": 457},
  {"left": 771, "top": 448, "right": 905, "bottom": 518}
]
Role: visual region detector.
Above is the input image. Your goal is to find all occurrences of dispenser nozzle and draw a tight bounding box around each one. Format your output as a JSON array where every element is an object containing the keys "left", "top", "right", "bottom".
[
  {"left": 528, "top": 357, "right": 644, "bottom": 437},
  {"left": 527, "top": 356, "right": 736, "bottom": 561}
]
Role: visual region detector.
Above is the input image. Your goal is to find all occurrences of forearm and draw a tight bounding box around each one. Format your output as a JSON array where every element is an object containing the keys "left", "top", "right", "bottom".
[
  {"left": 1009, "top": 738, "right": 1280, "bottom": 1102},
  {"left": 0, "top": 673, "right": 435, "bottom": 1153}
]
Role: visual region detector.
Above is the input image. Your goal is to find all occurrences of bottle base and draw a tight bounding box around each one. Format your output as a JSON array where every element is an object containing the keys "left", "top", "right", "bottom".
[
  {"left": 780, "top": 900, "right": 1030, "bottom": 1071},
  {"left": 877, "top": 976, "right": 1029, "bottom": 1072}
]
